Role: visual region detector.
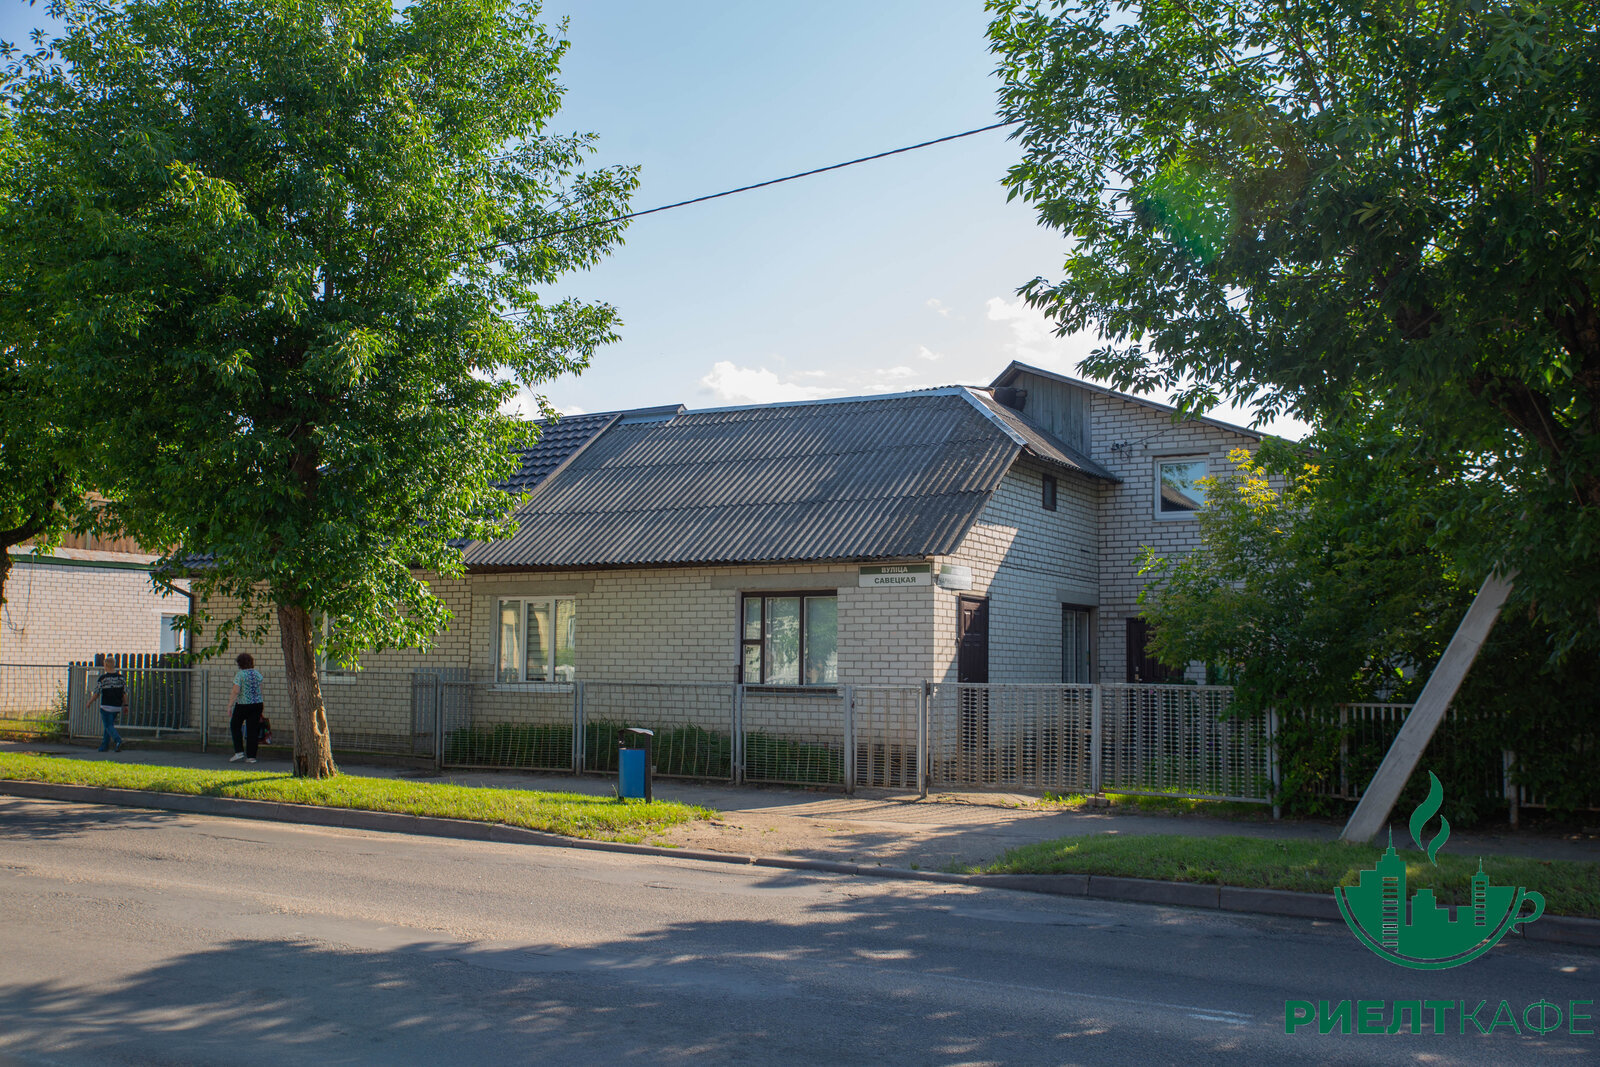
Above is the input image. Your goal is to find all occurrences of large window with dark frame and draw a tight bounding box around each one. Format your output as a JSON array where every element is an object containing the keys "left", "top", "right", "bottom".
[{"left": 741, "top": 593, "right": 837, "bottom": 686}]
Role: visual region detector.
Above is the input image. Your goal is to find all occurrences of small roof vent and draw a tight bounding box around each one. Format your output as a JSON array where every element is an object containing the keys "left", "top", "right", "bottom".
[{"left": 618, "top": 404, "right": 686, "bottom": 425}]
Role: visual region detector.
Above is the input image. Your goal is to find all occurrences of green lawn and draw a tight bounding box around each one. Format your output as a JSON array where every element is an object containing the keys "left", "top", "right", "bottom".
[
  {"left": 0, "top": 753, "right": 712, "bottom": 843},
  {"left": 972, "top": 833, "right": 1600, "bottom": 919}
]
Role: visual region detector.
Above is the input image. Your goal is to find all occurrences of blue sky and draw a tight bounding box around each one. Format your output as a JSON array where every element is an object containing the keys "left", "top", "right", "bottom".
[{"left": 2, "top": 1, "right": 1305, "bottom": 437}]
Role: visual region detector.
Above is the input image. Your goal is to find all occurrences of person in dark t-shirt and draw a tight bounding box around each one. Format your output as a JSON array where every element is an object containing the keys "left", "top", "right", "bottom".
[{"left": 90, "top": 654, "right": 127, "bottom": 753}]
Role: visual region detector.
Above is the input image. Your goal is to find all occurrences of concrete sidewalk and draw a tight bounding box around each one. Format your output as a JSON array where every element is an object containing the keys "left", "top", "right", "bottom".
[{"left": 6, "top": 739, "right": 1597, "bottom": 870}]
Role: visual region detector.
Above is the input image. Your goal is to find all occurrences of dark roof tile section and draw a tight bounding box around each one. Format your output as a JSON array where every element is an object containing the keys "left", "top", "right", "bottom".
[
  {"left": 502, "top": 412, "right": 620, "bottom": 493},
  {"left": 466, "top": 391, "right": 1024, "bottom": 569}
]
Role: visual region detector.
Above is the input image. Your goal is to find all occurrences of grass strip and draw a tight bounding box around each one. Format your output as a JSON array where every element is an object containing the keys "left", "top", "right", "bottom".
[
  {"left": 973, "top": 833, "right": 1600, "bottom": 919},
  {"left": 0, "top": 753, "right": 713, "bottom": 843}
]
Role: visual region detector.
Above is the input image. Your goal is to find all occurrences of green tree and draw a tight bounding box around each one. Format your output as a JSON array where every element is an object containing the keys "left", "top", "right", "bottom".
[
  {"left": 0, "top": 104, "right": 90, "bottom": 617},
  {"left": 1139, "top": 427, "right": 1600, "bottom": 816},
  {"left": 1137, "top": 431, "right": 1472, "bottom": 716},
  {"left": 4, "top": 0, "right": 636, "bottom": 776},
  {"left": 989, "top": 0, "right": 1600, "bottom": 646}
]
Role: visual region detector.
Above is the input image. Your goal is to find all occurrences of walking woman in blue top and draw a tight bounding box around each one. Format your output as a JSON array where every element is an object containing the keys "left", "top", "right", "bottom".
[{"left": 228, "top": 653, "right": 266, "bottom": 763}]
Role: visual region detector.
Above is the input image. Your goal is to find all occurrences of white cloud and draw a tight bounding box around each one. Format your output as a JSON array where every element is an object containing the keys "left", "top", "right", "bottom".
[
  {"left": 915, "top": 345, "right": 941, "bottom": 362},
  {"left": 698, "top": 359, "right": 945, "bottom": 406},
  {"left": 985, "top": 295, "right": 1057, "bottom": 346},
  {"left": 500, "top": 384, "right": 555, "bottom": 420},
  {"left": 699, "top": 361, "right": 835, "bottom": 404},
  {"left": 984, "top": 294, "right": 1099, "bottom": 372},
  {"left": 925, "top": 297, "right": 952, "bottom": 318}
]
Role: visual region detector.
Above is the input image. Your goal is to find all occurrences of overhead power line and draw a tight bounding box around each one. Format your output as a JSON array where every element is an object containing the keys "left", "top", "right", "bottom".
[{"left": 490, "top": 119, "right": 1019, "bottom": 253}]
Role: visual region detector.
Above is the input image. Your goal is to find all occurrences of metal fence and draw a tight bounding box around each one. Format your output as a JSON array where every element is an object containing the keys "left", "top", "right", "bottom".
[
  {"left": 66, "top": 664, "right": 197, "bottom": 740},
  {"left": 929, "top": 683, "right": 1096, "bottom": 794},
  {"left": 34, "top": 662, "right": 1279, "bottom": 802},
  {"left": 1100, "top": 684, "right": 1273, "bottom": 803},
  {"left": 0, "top": 664, "right": 70, "bottom": 739},
  {"left": 850, "top": 686, "right": 923, "bottom": 790},
  {"left": 1310, "top": 702, "right": 1584, "bottom": 815}
]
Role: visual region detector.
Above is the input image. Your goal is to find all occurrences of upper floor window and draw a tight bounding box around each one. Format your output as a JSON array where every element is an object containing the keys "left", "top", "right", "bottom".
[
  {"left": 741, "top": 593, "right": 837, "bottom": 686},
  {"left": 497, "top": 597, "right": 577, "bottom": 683},
  {"left": 1042, "top": 473, "right": 1058, "bottom": 511},
  {"left": 1155, "top": 457, "right": 1208, "bottom": 518}
]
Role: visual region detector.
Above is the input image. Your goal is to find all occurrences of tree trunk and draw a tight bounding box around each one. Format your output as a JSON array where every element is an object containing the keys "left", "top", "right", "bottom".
[{"left": 277, "top": 603, "right": 338, "bottom": 778}]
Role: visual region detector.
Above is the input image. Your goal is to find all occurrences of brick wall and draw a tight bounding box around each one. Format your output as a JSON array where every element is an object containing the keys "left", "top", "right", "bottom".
[
  {"left": 197, "top": 562, "right": 935, "bottom": 737},
  {"left": 1087, "top": 393, "right": 1259, "bottom": 682},
  {"left": 1, "top": 556, "right": 189, "bottom": 665},
  {"left": 935, "top": 459, "right": 1101, "bottom": 684}
]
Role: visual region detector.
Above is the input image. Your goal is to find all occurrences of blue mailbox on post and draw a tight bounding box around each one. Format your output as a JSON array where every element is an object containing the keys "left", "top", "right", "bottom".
[{"left": 618, "top": 727, "right": 655, "bottom": 801}]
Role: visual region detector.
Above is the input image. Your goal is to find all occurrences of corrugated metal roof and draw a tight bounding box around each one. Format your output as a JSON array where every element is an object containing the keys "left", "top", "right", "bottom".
[{"left": 465, "top": 390, "right": 1029, "bottom": 569}]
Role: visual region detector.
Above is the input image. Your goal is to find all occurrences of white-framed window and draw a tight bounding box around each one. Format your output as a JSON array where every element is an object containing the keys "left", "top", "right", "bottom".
[
  {"left": 740, "top": 592, "right": 837, "bottom": 686},
  {"left": 317, "top": 616, "right": 358, "bottom": 682},
  {"left": 1155, "top": 456, "right": 1208, "bottom": 518},
  {"left": 159, "top": 615, "right": 184, "bottom": 655},
  {"left": 497, "top": 597, "right": 577, "bottom": 683}
]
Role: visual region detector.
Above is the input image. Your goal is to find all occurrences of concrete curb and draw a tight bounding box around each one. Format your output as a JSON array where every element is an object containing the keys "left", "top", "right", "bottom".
[{"left": 5, "top": 779, "right": 1598, "bottom": 948}]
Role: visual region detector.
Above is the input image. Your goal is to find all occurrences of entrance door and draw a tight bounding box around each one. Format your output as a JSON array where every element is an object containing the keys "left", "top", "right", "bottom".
[
  {"left": 1062, "top": 607, "right": 1092, "bottom": 684},
  {"left": 957, "top": 597, "right": 990, "bottom": 780},
  {"left": 957, "top": 597, "right": 989, "bottom": 683}
]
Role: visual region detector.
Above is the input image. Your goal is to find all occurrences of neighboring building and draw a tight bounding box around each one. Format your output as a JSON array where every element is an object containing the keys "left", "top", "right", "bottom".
[
  {"left": 2, "top": 527, "right": 191, "bottom": 665},
  {"left": 200, "top": 362, "right": 1262, "bottom": 689}
]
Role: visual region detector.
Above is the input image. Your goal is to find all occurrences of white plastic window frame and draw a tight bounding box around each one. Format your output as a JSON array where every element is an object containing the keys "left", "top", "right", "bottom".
[
  {"left": 317, "top": 616, "right": 358, "bottom": 684},
  {"left": 158, "top": 614, "right": 184, "bottom": 655},
  {"left": 1153, "top": 455, "right": 1209, "bottom": 520},
  {"left": 495, "top": 596, "right": 577, "bottom": 686}
]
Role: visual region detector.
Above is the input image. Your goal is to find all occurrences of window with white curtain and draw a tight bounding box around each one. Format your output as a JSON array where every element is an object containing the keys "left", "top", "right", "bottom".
[{"left": 497, "top": 597, "right": 577, "bottom": 683}]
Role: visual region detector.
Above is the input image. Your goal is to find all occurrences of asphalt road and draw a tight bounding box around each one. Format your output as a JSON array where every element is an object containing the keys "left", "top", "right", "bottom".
[{"left": 0, "top": 797, "right": 1594, "bottom": 1066}]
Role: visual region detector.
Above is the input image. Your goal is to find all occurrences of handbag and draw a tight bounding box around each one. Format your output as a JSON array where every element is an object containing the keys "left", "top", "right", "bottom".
[{"left": 259, "top": 716, "right": 273, "bottom": 746}]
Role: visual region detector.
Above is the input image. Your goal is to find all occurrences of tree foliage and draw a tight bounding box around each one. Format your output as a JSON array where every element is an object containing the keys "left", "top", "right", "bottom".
[
  {"left": 1139, "top": 430, "right": 1600, "bottom": 817},
  {"left": 989, "top": 0, "right": 1600, "bottom": 646},
  {"left": 0, "top": 104, "right": 90, "bottom": 614},
  {"left": 4, "top": 0, "right": 637, "bottom": 775},
  {"left": 1137, "top": 433, "right": 1475, "bottom": 713}
]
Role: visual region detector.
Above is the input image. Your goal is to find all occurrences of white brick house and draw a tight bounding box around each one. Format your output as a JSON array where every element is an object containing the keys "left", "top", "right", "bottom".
[
  {"left": 199, "top": 363, "right": 1260, "bottom": 693},
  {"left": 3, "top": 540, "right": 190, "bottom": 666},
  {"left": 987, "top": 362, "right": 1264, "bottom": 684}
]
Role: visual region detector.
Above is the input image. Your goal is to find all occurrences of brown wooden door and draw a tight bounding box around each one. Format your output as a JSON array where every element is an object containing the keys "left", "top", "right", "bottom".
[
  {"left": 957, "top": 597, "right": 990, "bottom": 778},
  {"left": 957, "top": 597, "right": 989, "bottom": 683}
]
